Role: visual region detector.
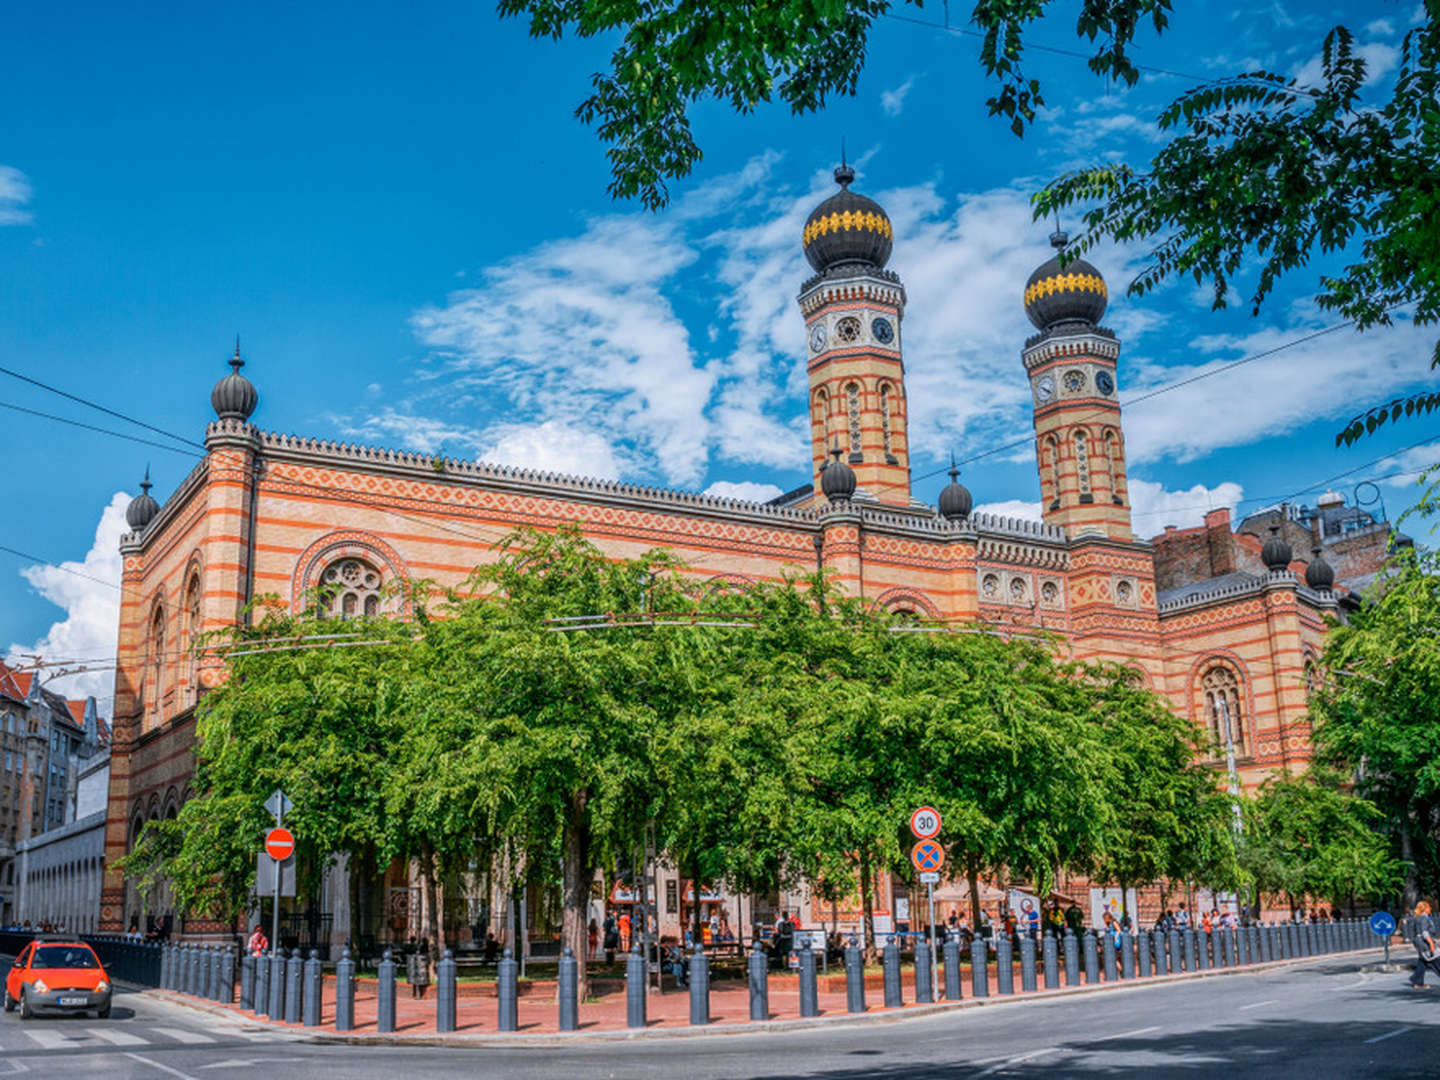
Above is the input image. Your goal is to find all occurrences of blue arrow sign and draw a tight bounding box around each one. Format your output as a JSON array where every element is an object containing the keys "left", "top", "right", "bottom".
[{"left": 1369, "top": 911, "right": 1396, "bottom": 937}]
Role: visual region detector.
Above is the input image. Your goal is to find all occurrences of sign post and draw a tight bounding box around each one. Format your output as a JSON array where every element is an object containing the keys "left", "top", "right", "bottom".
[
  {"left": 263, "top": 789, "right": 292, "bottom": 957},
  {"left": 910, "top": 810, "right": 944, "bottom": 1006},
  {"left": 1370, "top": 911, "right": 1396, "bottom": 966}
]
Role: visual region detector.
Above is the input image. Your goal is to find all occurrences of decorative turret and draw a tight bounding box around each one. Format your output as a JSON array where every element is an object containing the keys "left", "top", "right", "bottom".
[
  {"left": 211, "top": 340, "right": 258, "bottom": 421},
  {"left": 1305, "top": 546, "right": 1335, "bottom": 590},
  {"left": 802, "top": 163, "right": 893, "bottom": 273},
  {"left": 820, "top": 447, "right": 857, "bottom": 504},
  {"left": 1024, "top": 230, "right": 1107, "bottom": 332},
  {"left": 937, "top": 460, "right": 973, "bottom": 522},
  {"left": 1262, "top": 525, "right": 1293, "bottom": 572},
  {"left": 125, "top": 468, "right": 159, "bottom": 530}
]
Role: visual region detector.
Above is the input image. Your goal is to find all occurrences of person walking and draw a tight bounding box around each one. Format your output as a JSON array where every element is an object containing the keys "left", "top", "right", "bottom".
[
  {"left": 406, "top": 940, "right": 431, "bottom": 1000},
  {"left": 247, "top": 924, "right": 268, "bottom": 957},
  {"left": 1409, "top": 901, "right": 1439, "bottom": 990},
  {"left": 588, "top": 918, "right": 599, "bottom": 960}
]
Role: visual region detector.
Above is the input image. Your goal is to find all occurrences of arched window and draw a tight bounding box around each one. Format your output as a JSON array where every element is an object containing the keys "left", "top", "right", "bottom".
[
  {"left": 1202, "top": 666, "right": 1246, "bottom": 757},
  {"left": 1043, "top": 436, "right": 1060, "bottom": 508},
  {"left": 147, "top": 606, "right": 166, "bottom": 726},
  {"left": 321, "top": 557, "right": 383, "bottom": 618},
  {"left": 183, "top": 574, "right": 201, "bottom": 707},
  {"left": 811, "top": 389, "right": 828, "bottom": 462},
  {"left": 879, "top": 383, "right": 893, "bottom": 456},
  {"left": 1104, "top": 429, "right": 1125, "bottom": 505},
  {"left": 846, "top": 382, "right": 862, "bottom": 457},
  {"left": 1073, "top": 429, "right": 1091, "bottom": 497}
]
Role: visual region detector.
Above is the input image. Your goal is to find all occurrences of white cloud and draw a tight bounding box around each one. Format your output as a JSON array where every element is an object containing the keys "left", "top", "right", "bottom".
[
  {"left": 1365, "top": 18, "right": 1395, "bottom": 37},
  {"left": 703, "top": 480, "right": 784, "bottom": 503},
  {"left": 1128, "top": 478, "right": 1244, "bottom": 535},
  {"left": 973, "top": 499, "right": 1043, "bottom": 522},
  {"left": 480, "top": 420, "right": 626, "bottom": 479},
  {"left": 0, "top": 165, "right": 33, "bottom": 226},
  {"left": 6, "top": 493, "right": 127, "bottom": 707},
  {"left": 1295, "top": 40, "right": 1398, "bottom": 87},
  {"left": 881, "top": 77, "right": 917, "bottom": 117}
]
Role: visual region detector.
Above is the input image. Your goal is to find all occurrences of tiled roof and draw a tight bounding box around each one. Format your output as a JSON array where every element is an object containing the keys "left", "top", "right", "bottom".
[
  {"left": 66, "top": 700, "right": 86, "bottom": 725},
  {"left": 1156, "top": 571, "right": 1262, "bottom": 610}
]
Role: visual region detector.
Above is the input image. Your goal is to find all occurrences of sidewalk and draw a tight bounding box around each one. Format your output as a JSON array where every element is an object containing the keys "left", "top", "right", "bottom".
[{"left": 150, "top": 947, "right": 1387, "bottom": 1046}]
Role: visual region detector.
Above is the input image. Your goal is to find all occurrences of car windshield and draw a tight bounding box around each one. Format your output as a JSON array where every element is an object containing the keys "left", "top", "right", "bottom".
[{"left": 32, "top": 946, "right": 98, "bottom": 969}]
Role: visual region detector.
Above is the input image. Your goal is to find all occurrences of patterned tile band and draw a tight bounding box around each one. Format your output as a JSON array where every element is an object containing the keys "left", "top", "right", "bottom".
[
  {"left": 803, "top": 210, "right": 894, "bottom": 245},
  {"left": 1023, "top": 272, "right": 1107, "bottom": 305}
]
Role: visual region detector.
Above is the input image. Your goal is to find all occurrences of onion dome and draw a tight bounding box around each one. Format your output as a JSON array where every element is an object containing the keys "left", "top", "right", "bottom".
[
  {"left": 937, "top": 460, "right": 973, "bottom": 522},
  {"left": 211, "top": 340, "right": 258, "bottom": 421},
  {"left": 802, "top": 163, "right": 893, "bottom": 273},
  {"left": 820, "top": 446, "right": 857, "bottom": 503},
  {"left": 1024, "top": 230, "right": 1108, "bottom": 331},
  {"left": 126, "top": 468, "right": 159, "bottom": 530},
  {"left": 1305, "top": 546, "right": 1335, "bottom": 591},
  {"left": 1262, "top": 524, "right": 1293, "bottom": 572}
]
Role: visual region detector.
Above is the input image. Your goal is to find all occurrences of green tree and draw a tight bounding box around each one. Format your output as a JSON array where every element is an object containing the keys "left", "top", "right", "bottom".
[{"left": 1309, "top": 547, "right": 1440, "bottom": 909}]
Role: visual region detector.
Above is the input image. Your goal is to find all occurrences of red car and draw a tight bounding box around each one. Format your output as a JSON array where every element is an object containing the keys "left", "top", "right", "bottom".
[{"left": 4, "top": 939, "right": 112, "bottom": 1019}]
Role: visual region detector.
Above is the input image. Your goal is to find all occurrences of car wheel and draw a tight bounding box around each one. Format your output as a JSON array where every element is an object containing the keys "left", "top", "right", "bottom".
[
  {"left": 96, "top": 1003, "right": 111, "bottom": 1019},
  {"left": 2, "top": 987, "right": 14, "bottom": 1012},
  {"left": 19, "top": 989, "right": 32, "bottom": 1020}
]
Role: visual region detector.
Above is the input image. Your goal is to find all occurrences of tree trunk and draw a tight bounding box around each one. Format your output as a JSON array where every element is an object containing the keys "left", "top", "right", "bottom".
[
  {"left": 967, "top": 862, "right": 983, "bottom": 931},
  {"left": 562, "top": 789, "right": 594, "bottom": 1001},
  {"left": 419, "top": 844, "right": 441, "bottom": 982},
  {"left": 859, "top": 850, "right": 875, "bottom": 960},
  {"left": 689, "top": 851, "right": 705, "bottom": 950},
  {"left": 1399, "top": 814, "right": 1419, "bottom": 913}
]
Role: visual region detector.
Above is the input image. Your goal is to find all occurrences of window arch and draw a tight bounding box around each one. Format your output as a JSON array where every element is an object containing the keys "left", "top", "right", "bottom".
[
  {"left": 1072, "top": 428, "right": 1092, "bottom": 497},
  {"left": 320, "top": 556, "right": 384, "bottom": 618},
  {"left": 1104, "top": 429, "right": 1125, "bottom": 505},
  {"left": 146, "top": 605, "right": 166, "bottom": 727},
  {"left": 845, "top": 382, "right": 862, "bottom": 457},
  {"left": 879, "top": 382, "right": 893, "bottom": 457},
  {"left": 811, "top": 389, "right": 829, "bottom": 463},
  {"left": 1201, "top": 665, "right": 1247, "bottom": 757},
  {"left": 182, "top": 573, "right": 201, "bottom": 707},
  {"left": 1042, "top": 436, "right": 1061, "bottom": 508}
]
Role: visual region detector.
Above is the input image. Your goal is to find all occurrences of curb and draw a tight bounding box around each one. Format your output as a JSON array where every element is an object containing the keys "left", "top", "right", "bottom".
[{"left": 145, "top": 948, "right": 1389, "bottom": 1048}]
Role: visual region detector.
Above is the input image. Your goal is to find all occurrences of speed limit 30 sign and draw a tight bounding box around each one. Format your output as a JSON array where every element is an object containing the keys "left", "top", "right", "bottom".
[{"left": 910, "top": 806, "right": 942, "bottom": 839}]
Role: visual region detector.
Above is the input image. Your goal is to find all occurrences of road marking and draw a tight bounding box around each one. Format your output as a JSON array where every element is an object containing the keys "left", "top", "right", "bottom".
[
  {"left": 1238, "top": 999, "right": 1277, "bottom": 1010},
  {"left": 122, "top": 1052, "right": 200, "bottom": 1080},
  {"left": 22, "top": 1029, "right": 75, "bottom": 1049},
  {"left": 975, "top": 1047, "right": 1063, "bottom": 1076},
  {"left": 1363, "top": 1027, "right": 1412, "bottom": 1044},
  {"left": 1094, "top": 1025, "right": 1159, "bottom": 1041},
  {"left": 86, "top": 1026, "right": 149, "bottom": 1045},
  {"left": 151, "top": 1026, "right": 216, "bottom": 1044}
]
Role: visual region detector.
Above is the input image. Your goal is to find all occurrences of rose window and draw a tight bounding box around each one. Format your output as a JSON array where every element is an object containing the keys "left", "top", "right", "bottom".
[{"left": 323, "top": 558, "right": 382, "bottom": 618}]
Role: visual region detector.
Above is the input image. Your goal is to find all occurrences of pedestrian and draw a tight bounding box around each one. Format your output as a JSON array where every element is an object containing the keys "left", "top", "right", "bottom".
[
  {"left": 1176, "top": 903, "right": 1190, "bottom": 930},
  {"left": 247, "top": 924, "right": 269, "bottom": 957},
  {"left": 619, "top": 910, "right": 632, "bottom": 953},
  {"left": 663, "top": 939, "right": 688, "bottom": 990},
  {"left": 1065, "top": 901, "right": 1084, "bottom": 935},
  {"left": 588, "top": 918, "right": 599, "bottom": 960},
  {"left": 603, "top": 911, "right": 618, "bottom": 962},
  {"left": 406, "top": 940, "right": 430, "bottom": 1000},
  {"left": 1408, "top": 901, "right": 1439, "bottom": 990}
]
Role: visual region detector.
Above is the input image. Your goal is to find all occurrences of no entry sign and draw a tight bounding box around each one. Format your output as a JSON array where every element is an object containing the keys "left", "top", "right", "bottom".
[{"left": 265, "top": 827, "right": 295, "bottom": 862}]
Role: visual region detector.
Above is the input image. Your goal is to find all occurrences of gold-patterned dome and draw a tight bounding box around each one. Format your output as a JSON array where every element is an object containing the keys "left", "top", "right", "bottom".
[
  {"left": 802, "top": 164, "right": 893, "bottom": 272},
  {"left": 1024, "top": 231, "right": 1107, "bottom": 330}
]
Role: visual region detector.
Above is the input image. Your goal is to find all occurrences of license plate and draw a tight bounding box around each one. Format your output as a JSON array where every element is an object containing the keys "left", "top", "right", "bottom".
[{"left": 58, "top": 997, "right": 87, "bottom": 1006}]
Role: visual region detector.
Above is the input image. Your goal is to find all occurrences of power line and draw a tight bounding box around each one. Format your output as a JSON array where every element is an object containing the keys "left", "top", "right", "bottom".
[
  {"left": 0, "top": 399, "right": 205, "bottom": 458},
  {"left": 0, "top": 364, "right": 206, "bottom": 450},
  {"left": 0, "top": 544, "right": 120, "bottom": 589}
]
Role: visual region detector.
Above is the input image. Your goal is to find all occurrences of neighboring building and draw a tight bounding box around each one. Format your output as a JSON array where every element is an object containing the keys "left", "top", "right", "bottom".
[
  {"left": 14, "top": 741, "right": 110, "bottom": 933},
  {"left": 0, "top": 661, "right": 103, "bottom": 925},
  {"left": 99, "top": 162, "right": 1368, "bottom": 942}
]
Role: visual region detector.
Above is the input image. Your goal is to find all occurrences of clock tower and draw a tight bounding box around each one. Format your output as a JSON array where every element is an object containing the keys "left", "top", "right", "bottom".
[
  {"left": 1022, "top": 232, "right": 1132, "bottom": 540},
  {"left": 798, "top": 163, "right": 911, "bottom": 507}
]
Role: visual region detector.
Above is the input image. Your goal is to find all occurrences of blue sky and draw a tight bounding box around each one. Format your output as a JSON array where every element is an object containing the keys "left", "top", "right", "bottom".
[{"left": 2, "top": 0, "right": 1435, "bottom": 706}]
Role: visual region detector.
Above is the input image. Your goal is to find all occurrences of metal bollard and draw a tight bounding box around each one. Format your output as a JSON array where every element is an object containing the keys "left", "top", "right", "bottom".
[
  {"left": 556, "top": 947, "right": 577, "bottom": 1032},
  {"left": 799, "top": 940, "right": 819, "bottom": 1016},
  {"left": 179, "top": 944, "right": 191, "bottom": 995},
  {"left": 1020, "top": 932, "right": 1037, "bottom": 992},
  {"left": 1262, "top": 923, "right": 1275, "bottom": 962},
  {"left": 335, "top": 947, "right": 355, "bottom": 1032},
  {"left": 1236, "top": 926, "right": 1249, "bottom": 966},
  {"left": 914, "top": 933, "right": 934, "bottom": 1004},
  {"left": 219, "top": 946, "right": 236, "bottom": 1004},
  {"left": 191, "top": 944, "right": 202, "bottom": 997},
  {"left": 1184, "top": 929, "right": 1198, "bottom": 972},
  {"left": 168, "top": 943, "right": 179, "bottom": 991},
  {"left": 1227, "top": 928, "right": 1239, "bottom": 966},
  {"left": 285, "top": 948, "right": 303, "bottom": 1024},
  {"left": 750, "top": 943, "right": 771, "bottom": 1019},
  {"left": 1216, "top": 929, "right": 1228, "bottom": 967},
  {"left": 376, "top": 949, "right": 397, "bottom": 1034},
  {"left": 1197, "top": 931, "right": 1210, "bottom": 970},
  {"left": 997, "top": 934, "right": 1014, "bottom": 995},
  {"left": 1152, "top": 930, "right": 1168, "bottom": 976},
  {"left": 882, "top": 936, "right": 903, "bottom": 1007},
  {"left": 267, "top": 949, "right": 285, "bottom": 1020},
  {"left": 206, "top": 946, "right": 219, "bottom": 1000},
  {"left": 844, "top": 937, "right": 864, "bottom": 1014},
  {"left": 160, "top": 944, "right": 171, "bottom": 991},
  {"left": 303, "top": 950, "right": 323, "bottom": 1027},
  {"left": 1120, "top": 932, "right": 1135, "bottom": 979},
  {"left": 1064, "top": 928, "right": 1080, "bottom": 985},
  {"left": 1041, "top": 931, "right": 1058, "bottom": 989},
  {"left": 689, "top": 946, "right": 711, "bottom": 1025},
  {"left": 971, "top": 935, "right": 989, "bottom": 998},
  {"left": 625, "top": 945, "right": 646, "bottom": 1029},
  {"left": 1282, "top": 921, "right": 1295, "bottom": 959},
  {"left": 1082, "top": 930, "right": 1099, "bottom": 984},
  {"left": 1136, "top": 930, "right": 1150, "bottom": 977},
  {"left": 434, "top": 948, "right": 457, "bottom": 1033},
  {"left": 240, "top": 951, "right": 254, "bottom": 1010},
  {"left": 498, "top": 948, "right": 519, "bottom": 1033},
  {"left": 254, "top": 948, "right": 271, "bottom": 1017},
  {"left": 944, "top": 931, "right": 963, "bottom": 1001},
  {"left": 1102, "top": 934, "right": 1117, "bottom": 982}
]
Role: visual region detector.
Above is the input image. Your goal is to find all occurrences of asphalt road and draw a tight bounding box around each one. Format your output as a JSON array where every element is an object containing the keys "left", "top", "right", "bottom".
[{"left": 1, "top": 951, "right": 1434, "bottom": 1078}]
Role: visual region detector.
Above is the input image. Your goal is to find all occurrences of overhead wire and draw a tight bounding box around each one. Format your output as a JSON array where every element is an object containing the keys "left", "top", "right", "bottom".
[{"left": 0, "top": 364, "right": 207, "bottom": 450}]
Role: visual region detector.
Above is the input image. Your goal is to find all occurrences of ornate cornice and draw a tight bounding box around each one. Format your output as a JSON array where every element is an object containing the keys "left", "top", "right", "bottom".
[
  {"left": 1022, "top": 328, "right": 1120, "bottom": 371},
  {"left": 797, "top": 270, "right": 906, "bottom": 316}
]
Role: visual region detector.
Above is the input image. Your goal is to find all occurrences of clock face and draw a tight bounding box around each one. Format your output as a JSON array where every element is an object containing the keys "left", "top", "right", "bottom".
[
  {"left": 1096, "top": 370, "right": 1115, "bottom": 396},
  {"left": 1035, "top": 376, "right": 1055, "bottom": 403},
  {"left": 1063, "top": 369, "right": 1087, "bottom": 393},
  {"left": 808, "top": 322, "right": 828, "bottom": 353},
  {"left": 871, "top": 317, "right": 895, "bottom": 344}
]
